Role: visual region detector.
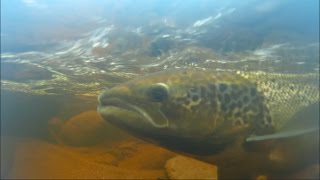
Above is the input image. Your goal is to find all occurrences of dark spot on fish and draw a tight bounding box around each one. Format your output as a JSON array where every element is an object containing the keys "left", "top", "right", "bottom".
[
  {"left": 234, "top": 111, "right": 241, "bottom": 117},
  {"left": 243, "top": 86, "right": 248, "bottom": 93},
  {"left": 258, "top": 103, "right": 265, "bottom": 111},
  {"left": 176, "top": 97, "right": 185, "bottom": 103},
  {"left": 235, "top": 119, "right": 242, "bottom": 126},
  {"left": 208, "top": 84, "right": 216, "bottom": 92},
  {"left": 192, "top": 95, "right": 199, "bottom": 102},
  {"left": 264, "top": 106, "right": 269, "bottom": 113},
  {"left": 231, "top": 91, "right": 237, "bottom": 99},
  {"left": 289, "top": 84, "right": 294, "bottom": 91},
  {"left": 257, "top": 113, "right": 265, "bottom": 122},
  {"left": 242, "top": 118, "right": 248, "bottom": 124},
  {"left": 208, "top": 93, "right": 216, "bottom": 102},
  {"left": 190, "top": 105, "right": 198, "bottom": 112},
  {"left": 243, "top": 106, "right": 249, "bottom": 113},
  {"left": 250, "top": 88, "right": 257, "bottom": 97},
  {"left": 211, "top": 101, "right": 217, "bottom": 109},
  {"left": 251, "top": 106, "right": 259, "bottom": 114},
  {"left": 230, "top": 103, "right": 236, "bottom": 111},
  {"left": 231, "top": 90, "right": 242, "bottom": 100},
  {"left": 224, "top": 93, "right": 231, "bottom": 104},
  {"left": 218, "top": 94, "right": 223, "bottom": 102},
  {"left": 266, "top": 116, "right": 272, "bottom": 124},
  {"left": 252, "top": 97, "right": 259, "bottom": 104},
  {"left": 237, "top": 101, "right": 243, "bottom": 108},
  {"left": 231, "top": 84, "right": 239, "bottom": 90},
  {"left": 200, "top": 86, "right": 206, "bottom": 97},
  {"left": 221, "top": 104, "right": 228, "bottom": 112},
  {"left": 190, "top": 87, "right": 197, "bottom": 92},
  {"left": 219, "top": 83, "right": 228, "bottom": 92},
  {"left": 243, "top": 96, "right": 249, "bottom": 103}
]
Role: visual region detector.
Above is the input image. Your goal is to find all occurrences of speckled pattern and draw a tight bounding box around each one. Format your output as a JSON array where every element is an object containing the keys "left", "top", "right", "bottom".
[
  {"left": 170, "top": 70, "right": 274, "bottom": 135},
  {"left": 98, "top": 68, "right": 319, "bottom": 147},
  {"left": 239, "top": 71, "right": 319, "bottom": 130}
]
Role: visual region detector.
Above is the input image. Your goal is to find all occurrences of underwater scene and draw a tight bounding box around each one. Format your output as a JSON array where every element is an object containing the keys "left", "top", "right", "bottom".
[{"left": 1, "top": 0, "right": 319, "bottom": 179}]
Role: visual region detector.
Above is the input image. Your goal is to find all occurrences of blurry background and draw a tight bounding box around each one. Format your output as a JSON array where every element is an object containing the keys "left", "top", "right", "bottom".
[{"left": 0, "top": 0, "right": 319, "bottom": 178}]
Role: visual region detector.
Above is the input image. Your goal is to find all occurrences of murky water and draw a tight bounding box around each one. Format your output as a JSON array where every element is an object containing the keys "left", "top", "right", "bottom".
[{"left": 1, "top": 0, "right": 319, "bottom": 179}]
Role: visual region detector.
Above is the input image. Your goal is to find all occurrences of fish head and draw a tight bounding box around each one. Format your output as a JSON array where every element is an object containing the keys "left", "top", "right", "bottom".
[
  {"left": 98, "top": 69, "right": 273, "bottom": 154},
  {"left": 98, "top": 70, "right": 215, "bottom": 136}
]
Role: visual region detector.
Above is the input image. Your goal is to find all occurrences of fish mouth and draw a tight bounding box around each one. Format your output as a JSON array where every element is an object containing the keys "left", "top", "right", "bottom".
[{"left": 98, "top": 95, "right": 169, "bottom": 129}]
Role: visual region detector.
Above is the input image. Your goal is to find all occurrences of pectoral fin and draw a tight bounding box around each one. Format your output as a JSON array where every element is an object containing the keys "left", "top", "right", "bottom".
[
  {"left": 246, "top": 127, "right": 319, "bottom": 142},
  {"left": 246, "top": 102, "right": 319, "bottom": 142}
]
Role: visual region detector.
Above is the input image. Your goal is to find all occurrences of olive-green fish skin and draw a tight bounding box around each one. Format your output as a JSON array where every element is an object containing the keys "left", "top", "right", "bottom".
[
  {"left": 98, "top": 68, "right": 319, "bottom": 155},
  {"left": 240, "top": 71, "right": 320, "bottom": 130}
]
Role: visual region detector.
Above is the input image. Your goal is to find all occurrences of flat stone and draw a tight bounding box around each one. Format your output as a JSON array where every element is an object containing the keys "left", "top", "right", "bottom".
[
  {"left": 116, "top": 140, "right": 176, "bottom": 170},
  {"left": 49, "top": 110, "right": 130, "bottom": 147},
  {"left": 7, "top": 138, "right": 166, "bottom": 179},
  {"left": 165, "top": 155, "right": 218, "bottom": 180}
]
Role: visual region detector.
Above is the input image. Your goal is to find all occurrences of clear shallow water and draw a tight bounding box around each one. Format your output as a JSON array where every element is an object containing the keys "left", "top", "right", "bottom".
[
  {"left": 1, "top": 0, "right": 319, "bottom": 96},
  {"left": 1, "top": 0, "right": 319, "bottom": 179}
]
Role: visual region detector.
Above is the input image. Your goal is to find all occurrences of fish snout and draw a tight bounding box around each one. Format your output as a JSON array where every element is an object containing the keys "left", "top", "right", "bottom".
[{"left": 98, "top": 85, "right": 131, "bottom": 105}]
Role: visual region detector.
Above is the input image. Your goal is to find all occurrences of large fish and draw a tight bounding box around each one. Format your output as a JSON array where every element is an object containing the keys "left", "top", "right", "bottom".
[{"left": 98, "top": 68, "right": 319, "bottom": 178}]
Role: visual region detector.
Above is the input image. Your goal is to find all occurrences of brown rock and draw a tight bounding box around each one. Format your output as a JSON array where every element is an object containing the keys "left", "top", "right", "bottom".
[
  {"left": 7, "top": 138, "right": 166, "bottom": 179},
  {"left": 49, "top": 110, "right": 130, "bottom": 146},
  {"left": 165, "top": 155, "right": 218, "bottom": 180},
  {"left": 59, "top": 111, "right": 107, "bottom": 146}
]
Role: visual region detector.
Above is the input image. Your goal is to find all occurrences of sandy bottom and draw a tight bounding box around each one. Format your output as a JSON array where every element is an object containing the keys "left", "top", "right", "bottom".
[
  {"left": 1, "top": 136, "right": 319, "bottom": 180},
  {"left": 1, "top": 109, "right": 318, "bottom": 180},
  {"left": 1, "top": 136, "right": 176, "bottom": 179}
]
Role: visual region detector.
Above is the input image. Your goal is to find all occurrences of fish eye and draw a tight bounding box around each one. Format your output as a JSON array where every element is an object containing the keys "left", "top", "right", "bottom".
[{"left": 147, "top": 83, "right": 169, "bottom": 102}]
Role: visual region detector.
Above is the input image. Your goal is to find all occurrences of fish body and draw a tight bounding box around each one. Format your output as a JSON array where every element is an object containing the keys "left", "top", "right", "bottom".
[
  {"left": 98, "top": 68, "right": 319, "bottom": 178},
  {"left": 98, "top": 68, "right": 319, "bottom": 155}
]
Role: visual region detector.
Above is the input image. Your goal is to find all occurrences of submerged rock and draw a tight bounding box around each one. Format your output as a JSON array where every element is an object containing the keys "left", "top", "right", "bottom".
[
  {"left": 165, "top": 155, "right": 218, "bottom": 179},
  {"left": 48, "top": 110, "right": 129, "bottom": 146},
  {"left": 7, "top": 138, "right": 166, "bottom": 179},
  {"left": 1, "top": 62, "right": 53, "bottom": 82},
  {"left": 114, "top": 140, "right": 176, "bottom": 170}
]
